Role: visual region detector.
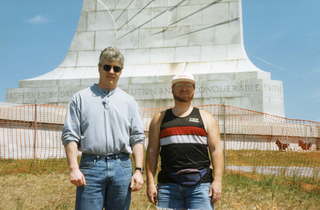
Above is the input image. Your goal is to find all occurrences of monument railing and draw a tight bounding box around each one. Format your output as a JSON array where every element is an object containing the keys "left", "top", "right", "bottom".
[{"left": 0, "top": 104, "right": 319, "bottom": 179}]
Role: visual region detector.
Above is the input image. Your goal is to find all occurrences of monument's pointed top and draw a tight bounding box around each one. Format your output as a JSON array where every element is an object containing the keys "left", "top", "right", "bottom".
[{"left": 30, "top": 0, "right": 261, "bottom": 81}]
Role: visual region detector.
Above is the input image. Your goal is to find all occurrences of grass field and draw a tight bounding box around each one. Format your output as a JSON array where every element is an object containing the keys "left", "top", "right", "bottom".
[
  {"left": 226, "top": 150, "right": 320, "bottom": 167},
  {"left": 0, "top": 150, "right": 319, "bottom": 210}
]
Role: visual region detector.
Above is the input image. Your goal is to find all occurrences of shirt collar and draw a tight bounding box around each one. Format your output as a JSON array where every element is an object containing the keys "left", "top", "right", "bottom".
[{"left": 92, "top": 84, "right": 117, "bottom": 96}]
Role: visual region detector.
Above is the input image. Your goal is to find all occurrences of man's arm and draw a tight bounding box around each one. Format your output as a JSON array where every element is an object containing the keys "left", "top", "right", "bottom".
[
  {"left": 146, "top": 112, "right": 162, "bottom": 204},
  {"left": 65, "top": 141, "right": 86, "bottom": 186},
  {"left": 62, "top": 98, "right": 85, "bottom": 186},
  {"left": 130, "top": 142, "right": 144, "bottom": 191},
  {"left": 201, "top": 110, "right": 224, "bottom": 203},
  {"left": 129, "top": 101, "right": 145, "bottom": 192}
]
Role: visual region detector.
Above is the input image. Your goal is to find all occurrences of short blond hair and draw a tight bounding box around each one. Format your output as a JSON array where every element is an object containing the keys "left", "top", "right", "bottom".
[{"left": 99, "top": 47, "right": 124, "bottom": 67}]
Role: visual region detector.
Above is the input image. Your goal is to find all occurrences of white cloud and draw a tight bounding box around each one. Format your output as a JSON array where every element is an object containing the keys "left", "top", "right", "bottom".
[{"left": 26, "top": 15, "right": 49, "bottom": 24}]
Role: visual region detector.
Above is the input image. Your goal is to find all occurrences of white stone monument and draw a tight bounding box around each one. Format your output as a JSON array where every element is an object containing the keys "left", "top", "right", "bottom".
[{"left": 6, "top": 0, "right": 284, "bottom": 116}]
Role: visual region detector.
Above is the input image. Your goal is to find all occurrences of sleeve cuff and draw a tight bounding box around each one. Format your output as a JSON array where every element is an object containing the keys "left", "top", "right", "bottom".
[
  {"left": 62, "top": 138, "right": 79, "bottom": 146},
  {"left": 130, "top": 135, "right": 145, "bottom": 147}
]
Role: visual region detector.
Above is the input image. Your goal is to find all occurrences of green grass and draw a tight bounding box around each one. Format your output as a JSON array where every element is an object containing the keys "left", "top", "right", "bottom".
[
  {"left": 226, "top": 150, "right": 320, "bottom": 167},
  {"left": 220, "top": 172, "right": 320, "bottom": 209}
]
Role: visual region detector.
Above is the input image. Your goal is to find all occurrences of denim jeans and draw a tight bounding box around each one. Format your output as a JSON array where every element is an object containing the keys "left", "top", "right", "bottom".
[
  {"left": 75, "top": 153, "right": 132, "bottom": 210},
  {"left": 157, "top": 183, "right": 213, "bottom": 210}
]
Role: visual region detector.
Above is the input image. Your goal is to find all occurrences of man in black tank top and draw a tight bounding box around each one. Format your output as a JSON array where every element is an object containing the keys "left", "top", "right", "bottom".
[{"left": 146, "top": 73, "right": 224, "bottom": 210}]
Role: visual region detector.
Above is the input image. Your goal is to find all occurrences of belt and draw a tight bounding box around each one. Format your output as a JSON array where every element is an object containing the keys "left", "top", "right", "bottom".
[{"left": 82, "top": 153, "right": 129, "bottom": 160}]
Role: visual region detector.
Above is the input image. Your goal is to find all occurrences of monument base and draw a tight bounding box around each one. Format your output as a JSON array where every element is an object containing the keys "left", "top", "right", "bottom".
[{"left": 7, "top": 70, "right": 284, "bottom": 116}]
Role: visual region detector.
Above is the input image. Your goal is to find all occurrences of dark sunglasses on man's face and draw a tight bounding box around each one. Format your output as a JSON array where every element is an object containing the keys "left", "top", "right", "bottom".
[{"left": 103, "top": 64, "right": 122, "bottom": 73}]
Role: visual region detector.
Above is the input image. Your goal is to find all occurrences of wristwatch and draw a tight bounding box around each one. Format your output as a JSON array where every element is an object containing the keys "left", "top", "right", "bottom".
[{"left": 135, "top": 167, "right": 144, "bottom": 173}]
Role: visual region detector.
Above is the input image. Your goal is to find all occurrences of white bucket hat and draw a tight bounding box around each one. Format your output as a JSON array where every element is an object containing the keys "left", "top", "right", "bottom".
[{"left": 171, "top": 72, "right": 195, "bottom": 85}]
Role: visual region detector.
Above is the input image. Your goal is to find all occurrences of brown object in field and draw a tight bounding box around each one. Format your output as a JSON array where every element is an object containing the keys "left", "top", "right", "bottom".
[
  {"left": 275, "top": 139, "right": 289, "bottom": 151},
  {"left": 298, "top": 140, "right": 312, "bottom": 150}
]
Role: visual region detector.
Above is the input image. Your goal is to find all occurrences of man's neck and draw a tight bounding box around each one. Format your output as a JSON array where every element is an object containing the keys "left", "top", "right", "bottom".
[
  {"left": 98, "top": 82, "right": 116, "bottom": 91},
  {"left": 172, "top": 102, "right": 193, "bottom": 117}
]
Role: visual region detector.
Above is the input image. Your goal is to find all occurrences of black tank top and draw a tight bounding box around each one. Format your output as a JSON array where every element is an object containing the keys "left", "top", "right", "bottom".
[{"left": 158, "top": 107, "right": 212, "bottom": 183}]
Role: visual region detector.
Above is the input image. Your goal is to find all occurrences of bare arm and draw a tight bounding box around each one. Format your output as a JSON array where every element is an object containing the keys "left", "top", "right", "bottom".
[
  {"left": 130, "top": 142, "right": 144, "bottom": 191},
  {"left": 64, "top": 141, "right": 86, "bottom": 186},
  {"left": 146, "top": 112, "right": 163, "bottom": 204},
  {"left": 132, "top": 142, "right": 144, "bottom": 169},
  {"left": 129, "top": 100, "right": 145, "bottom": 192},
  {"left": 201, "top": 110, "right": 224, "bottom": 203}
]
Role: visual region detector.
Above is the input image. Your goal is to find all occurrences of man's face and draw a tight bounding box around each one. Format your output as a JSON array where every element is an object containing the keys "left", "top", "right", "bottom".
[
  {"left": 172, "top": 82, "right": 195, "bottom": 102},
  {"left": 98, "top": 60, "right": 122, "bottom": 87}
]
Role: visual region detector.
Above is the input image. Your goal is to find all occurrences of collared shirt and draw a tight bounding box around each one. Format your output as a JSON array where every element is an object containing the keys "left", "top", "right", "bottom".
[{"left": 61, "top": 84, "right": 145, "bottom": 155}]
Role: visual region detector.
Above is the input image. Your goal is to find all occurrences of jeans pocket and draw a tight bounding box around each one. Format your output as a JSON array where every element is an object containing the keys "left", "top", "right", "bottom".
[
  {"left": 119, "top": 157, "right": 131, "bottom": 168},
  {"left": 79, "top": 155, "right": 96, "bottom": 169}
]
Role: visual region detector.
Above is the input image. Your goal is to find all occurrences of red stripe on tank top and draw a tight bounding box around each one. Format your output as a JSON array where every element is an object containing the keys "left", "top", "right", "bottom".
[{"left": 159, "top": 126, "right": 207, "bottom": 138}]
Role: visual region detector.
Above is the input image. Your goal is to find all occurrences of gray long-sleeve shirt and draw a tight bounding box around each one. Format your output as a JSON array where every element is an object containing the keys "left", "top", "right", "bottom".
[{"left": 61, "top": 84, "right": 145, "bottom": 155}]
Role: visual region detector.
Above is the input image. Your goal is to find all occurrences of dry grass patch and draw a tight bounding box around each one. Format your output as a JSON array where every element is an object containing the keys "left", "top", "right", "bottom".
[
  {"left": 0, "top": 159, "right": 68, "bottom": 175},
  {"left": 0, "top": 154, "right": 319, "bottom": 210},
  {"left": 0, "top": 173, "right": 74, "bottom": 210},
  {"left": 0, "top": 172, "right": 319, "bottom": 210},
  {"left": 219, "top": 173, "right": 320, "bottom": 210},
  {"left": 226, "top": 150, "right": 320, "bottom": 167}
]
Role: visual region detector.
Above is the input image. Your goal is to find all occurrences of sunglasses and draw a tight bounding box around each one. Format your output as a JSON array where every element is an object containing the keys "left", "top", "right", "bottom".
[{"left": 103, "top": 64, "right": 122, "bottom": 73}]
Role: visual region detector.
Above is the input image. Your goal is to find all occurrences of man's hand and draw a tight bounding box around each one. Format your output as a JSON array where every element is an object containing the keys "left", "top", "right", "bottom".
[
  {"left": 147, "top": 183, "right": 158, "bottom": 204},
  {"left": 70, "top": 168, "right": 86, "bottom": 187},
  {"left": 130, "top": 170, "right": 144, "bottom": 191},
  {"left": 209, "top": 181, "right": 222, "bottom": 203}
]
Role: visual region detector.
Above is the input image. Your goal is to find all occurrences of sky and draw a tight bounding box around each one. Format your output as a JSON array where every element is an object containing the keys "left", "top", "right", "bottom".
[{"left": 0, "top": 0, "right": 319, "bottom": 122}]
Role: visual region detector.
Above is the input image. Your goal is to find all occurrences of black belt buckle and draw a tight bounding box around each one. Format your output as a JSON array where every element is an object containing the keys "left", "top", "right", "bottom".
[{"left": 106, "top": 154, "right": 119, "bottom": 160}]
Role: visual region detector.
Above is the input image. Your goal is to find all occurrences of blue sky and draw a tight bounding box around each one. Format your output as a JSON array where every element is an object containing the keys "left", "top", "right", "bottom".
[{"left": 0, "top": 0, "right": 319, "bottom": 121}]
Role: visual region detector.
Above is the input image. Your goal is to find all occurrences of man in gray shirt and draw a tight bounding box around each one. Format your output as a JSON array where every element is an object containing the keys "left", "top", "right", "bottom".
[{"left": 62, "top": 47, "right": 145, "bottom": 210}]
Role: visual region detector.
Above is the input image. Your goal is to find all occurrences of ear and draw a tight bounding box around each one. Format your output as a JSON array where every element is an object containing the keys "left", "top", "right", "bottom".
[{"left": 98, "top": 64, "right": 103, "bottom": 74}]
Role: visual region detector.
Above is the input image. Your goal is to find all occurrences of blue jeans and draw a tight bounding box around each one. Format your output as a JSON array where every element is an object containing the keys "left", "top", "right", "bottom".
[
  {"left": 157, "top": 183, "right": 213, "bottom": 210},
  {"left": 75, "top": 153, "right": 132, "bottom": 210}
]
